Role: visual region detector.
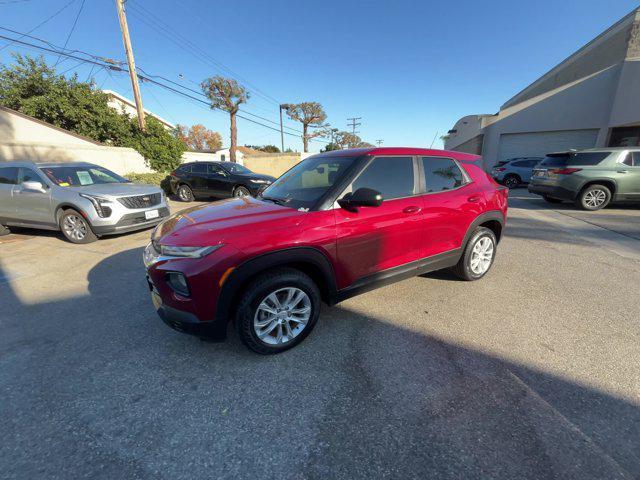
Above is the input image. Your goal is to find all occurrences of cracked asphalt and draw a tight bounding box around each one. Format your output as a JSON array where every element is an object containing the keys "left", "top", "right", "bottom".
[{"left": 1, "top": 194, "right": 639, "bottom": 479}]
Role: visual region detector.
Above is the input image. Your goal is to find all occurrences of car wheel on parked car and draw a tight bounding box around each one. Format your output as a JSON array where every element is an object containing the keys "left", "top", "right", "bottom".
[
  {"left": 177, "top": 184, "right": 194, "bottom": 202},
  {"left": 503, "top": 175, "right": 520, "bottom": 189},
  {"left": 235, "top": 268, "right": 321, "bottom": 354},
  {"left": 543, "top": 195, "right": 563, "bottom": 204},
  {"left": 576, "top": 184, "right": 611, "bottom": 211},
  {"left": 59, "top": 209, "right": 98, "bottom": 244},
  {"left": 233, "top": 186, "right": 251, "bottom": 197},
  {"left": 451, "top": 227, "right": 497, "bottom": 281}
]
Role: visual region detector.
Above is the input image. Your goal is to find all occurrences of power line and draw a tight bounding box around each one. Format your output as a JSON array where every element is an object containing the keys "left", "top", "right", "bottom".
[
  {"left": 0, "top": 31, "right": 330, "bottom": 144},
  {"left": 0, "top": 0, "right": 77, "bottom": 53},
  {"left": 53, "top": 0, "right": 85, "bottom": 67}
]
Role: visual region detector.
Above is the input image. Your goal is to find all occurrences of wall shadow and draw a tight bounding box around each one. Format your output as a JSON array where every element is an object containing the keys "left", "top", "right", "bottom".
[{"left": 1, "top": 247, "right": 638, "bottom": 479}]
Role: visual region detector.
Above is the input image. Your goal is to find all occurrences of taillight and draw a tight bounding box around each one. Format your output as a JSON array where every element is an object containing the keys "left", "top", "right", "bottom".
[
  {"left": 549, "top": 168, "right": 582, "bottom": 175},
  {"left": 495, "top": 167, "right": 506, "bottom": 172}
]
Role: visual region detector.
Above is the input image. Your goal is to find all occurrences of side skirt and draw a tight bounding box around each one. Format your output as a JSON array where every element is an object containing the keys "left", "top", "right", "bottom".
[{"left": 334, "top": 248, "right": 462, "bottom": 304}]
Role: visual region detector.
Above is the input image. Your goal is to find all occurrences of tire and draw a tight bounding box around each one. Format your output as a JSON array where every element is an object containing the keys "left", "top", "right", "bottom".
[
  {"left": 543, "top": 195, "right": 563, "bottom": 204},
  {"left": 503, "top": 175, "right": 520, "bottom": 189},
  {"left": 575, "top": 184, "right": 611, "bottom": 211},
  {"left": 0, "top": 224, "right": 9, "bottom": 236},
  {"left": 177, "top": 184, "right": 194, "bottom": 202},
  {"left": 236, "top": 268, "right": 321, "bottom": 354},
  {"left": 59, "top": 209, "right": 98, "bottom": 244},
  {"left": 451, "top": 227, "right": 497, "bottom": 281},
  {"left": 233, "top": 185, "right": 251, "bottom": 197}
]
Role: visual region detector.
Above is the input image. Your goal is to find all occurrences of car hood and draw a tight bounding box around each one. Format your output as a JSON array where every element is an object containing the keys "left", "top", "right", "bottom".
[
  {"left": 154, "top": 196, "right": 304, "bottom": 247},
  {"left": 65, "top": 183, "right": 161, "bottom": 197},
  {"left": 235, "top": 173, "right": 276, "bottom": 182}
]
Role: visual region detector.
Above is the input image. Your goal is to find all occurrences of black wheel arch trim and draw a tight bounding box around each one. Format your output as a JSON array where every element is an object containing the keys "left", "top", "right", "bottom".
[
  {"left": 55, "top": 203, "right": 91, "bottom": 225},
  {"left": 461, "top": 210, "right": 505, "bottom": 246},
  {"left": 215, "top": 246, "right": 338, "bottom": 326},
  {"left": 577, "top": 179, "right": 617, "bottom": 197}
]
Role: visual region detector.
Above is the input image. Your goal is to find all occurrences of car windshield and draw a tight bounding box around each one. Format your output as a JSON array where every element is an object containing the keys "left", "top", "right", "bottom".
[
  {"left": 260, "top": 155, "right": 357, "bottom": 210},
  {"left": 222, "top": 163, "right": 251, "bottom": 174},
  {"left": 40, "top": 165, "right": 130, "bottom": 187}
]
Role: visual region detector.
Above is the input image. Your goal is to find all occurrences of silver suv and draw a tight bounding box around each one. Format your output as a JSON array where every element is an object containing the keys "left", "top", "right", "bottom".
[
  {"left": 0, "top": 161, "right": 170, "bottom": 243},
  {"left": 491, "top": 157, "right": 543, "bottom": 188}
]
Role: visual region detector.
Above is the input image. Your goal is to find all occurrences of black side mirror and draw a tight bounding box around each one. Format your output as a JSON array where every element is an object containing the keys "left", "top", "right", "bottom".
[{"left": 338, "top": 187, "right": 383, "bottom": 210}]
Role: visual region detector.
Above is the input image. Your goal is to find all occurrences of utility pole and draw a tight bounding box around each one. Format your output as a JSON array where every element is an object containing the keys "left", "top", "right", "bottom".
[
  {"left": 376, "top": 139, "right": 383, "bottom": 146},
  {"left": 347, "top": 117, "right": 361, "bottom": 135},
  {"left": 115, "top": 0, "right": 146, "bottom": 132},
  {"left": 279, "top": 104, "right": 287, "bottom": 153}
]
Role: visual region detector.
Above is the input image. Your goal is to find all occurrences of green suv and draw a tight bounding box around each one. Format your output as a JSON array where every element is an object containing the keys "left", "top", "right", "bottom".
[{"left": 528, "top": 148, "right": 640, "bottom": 210}]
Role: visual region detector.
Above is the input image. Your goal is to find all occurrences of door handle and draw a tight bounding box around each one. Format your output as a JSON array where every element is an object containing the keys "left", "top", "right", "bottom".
[
  {"left": 617, "top": 170, "right": 629, "bottom": 174},
  {"left": 467, "top": 195, "right": 481, "bottom": 203},
  {"left": 402, "top": 206, "right": 421, "bottom": 214}
]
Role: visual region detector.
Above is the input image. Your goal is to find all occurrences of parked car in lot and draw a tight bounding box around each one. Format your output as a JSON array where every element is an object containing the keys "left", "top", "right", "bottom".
[
  {"left": 528, "top": 148, "right": 640, "bottom": 210},
  {"left": 169, "top": 161, "right": 275, "bottom": 201},
  {"left": 491, "top": 157, "right": 543, "bottom": 188},
  {"left": 0, "top": 161, "right": 169, "bottom": 243},
  {"left": 144, "top": 147, "right": 508, "bottom": 354}
]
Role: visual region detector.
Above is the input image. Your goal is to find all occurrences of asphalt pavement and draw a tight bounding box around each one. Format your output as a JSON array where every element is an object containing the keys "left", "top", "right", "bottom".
[{"left": 1, "top": 194, "right": 639, "bottom": 479}]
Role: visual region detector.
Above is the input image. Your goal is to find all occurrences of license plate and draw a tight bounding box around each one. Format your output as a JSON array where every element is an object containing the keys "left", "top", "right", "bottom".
[{"left": 145, "top": 209, "right": 159, "bottom": 220}]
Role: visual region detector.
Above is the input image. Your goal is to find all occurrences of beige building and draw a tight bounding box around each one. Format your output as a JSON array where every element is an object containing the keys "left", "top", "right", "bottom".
[
  {"left": 103, "top": 90, "right": 175, "bottom": 130},
  {"left": 445, "top": 8, "right": 640, "bottom": 167}
]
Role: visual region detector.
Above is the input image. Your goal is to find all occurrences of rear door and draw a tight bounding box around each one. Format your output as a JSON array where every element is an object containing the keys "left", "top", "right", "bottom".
[
  {"left": 335, "top": 156, "right": 424, "bottom": 287},
  {"left": 0, "top": 167, "right": 19, "bottom": 220},
  {"left": 189, "top": 163, "right": 209, "bottom": 195},
  {"left": 616, "top": 151, "right": 640, "bottom": 199},
  {"left": 420, "top": 157, "right": 482, "bottom": 257}
]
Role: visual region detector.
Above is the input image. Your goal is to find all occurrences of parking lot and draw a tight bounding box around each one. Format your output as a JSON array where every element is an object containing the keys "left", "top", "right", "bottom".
[{"left": 1, "top": 194, "right": 639, "bottom": 479}]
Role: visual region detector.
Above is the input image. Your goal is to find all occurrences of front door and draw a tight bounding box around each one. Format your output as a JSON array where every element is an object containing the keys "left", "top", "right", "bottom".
[
  {"left": 205, "top": 163, "right": 233, "bottom": 196},
  {"left": 12, "top": 167, "right": 54, "bottom": 226},
  {"left": 616, "top": 151, "right": 640, "bottom": 200},
  {"left": 334, "top": 156, "right": 424, "bottom": 288}
]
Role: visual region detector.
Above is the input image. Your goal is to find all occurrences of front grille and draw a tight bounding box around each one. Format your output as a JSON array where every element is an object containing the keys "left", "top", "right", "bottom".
[{"left": 117, "top": 193, "right": 161, "bottom": 209}]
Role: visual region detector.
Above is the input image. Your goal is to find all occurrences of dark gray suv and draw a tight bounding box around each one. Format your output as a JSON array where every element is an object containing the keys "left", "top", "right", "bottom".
[{"left": 0, "top": 161, "right": 169, "bottom": 243}]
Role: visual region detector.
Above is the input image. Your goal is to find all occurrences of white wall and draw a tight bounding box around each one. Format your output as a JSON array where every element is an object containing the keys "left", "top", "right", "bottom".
[{"left": 182, "top": 149, "right": 245, "bottom": 166}]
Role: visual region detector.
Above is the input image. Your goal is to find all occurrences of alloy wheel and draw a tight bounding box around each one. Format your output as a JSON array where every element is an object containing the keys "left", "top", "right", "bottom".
[
  {"left": 584, "top": 189, "right": 607, "bottom": 208},
  {"left": 62, "top": 214, "right": 87, "bottom": 241},
  {"left": 234, "top": 187, "right": 250, "bottom": 197},
  {"left": 253, "top": 287, "right": 311, "bottom": 345},
  {"left": 504, "top": 177, "right": 518, "bottom": 189},
  {"left": 470, "top": 236, "right": 494, "bottom": 275}
]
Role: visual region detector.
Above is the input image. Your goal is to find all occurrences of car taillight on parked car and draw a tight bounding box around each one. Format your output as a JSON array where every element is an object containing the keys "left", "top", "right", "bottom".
[
  {"left": 549, "top": 168, "right": 582, "bottom": 175},
  {"left": 495, "top": 167, "right": 506, "bottom": 172}
]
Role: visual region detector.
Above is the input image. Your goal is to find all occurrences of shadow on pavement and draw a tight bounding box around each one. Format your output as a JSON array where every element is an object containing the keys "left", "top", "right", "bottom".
[{"left": 0, "top": 248, "right": 638, "bottom": 479}]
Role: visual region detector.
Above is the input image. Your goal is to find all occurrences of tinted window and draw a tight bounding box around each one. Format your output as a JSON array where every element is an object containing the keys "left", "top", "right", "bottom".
[
  {"left": 540, "top": 152, "right": 609, "bottom": 167},
  {"left": 526, "top": 159, "right": 542, "bottom": 167},
  {"left": 207, "top": 164, "right": 224, "bottom": 175},
  {"left": 511, "top": 160, "right": 529, "bottom": 167},
  {"left": 223, "top": 163, "right": 251, "bottom": 174},
  {"left": 622, "top": 154, "right": 633, "bottom": 166},
  {"left": 422, "top": 157, "right": 465, "bottom": 193},
  {"left": 0, "top": 167, "right": 18, "bottom": 185},
  {"left": 191, "top": 163, "right": 207, "bottom": 174},
  {"left": 631, "top": 152, "right": 640, "bottom": 166},
  {"left": 19, "top": 168, "right": 44, "bottom": 184},
  {"left": 177, "top": 164, "right": 191, "bottom": 173},
  {"left": 352, "top": 156, "right": 415, "bottom": 200}
]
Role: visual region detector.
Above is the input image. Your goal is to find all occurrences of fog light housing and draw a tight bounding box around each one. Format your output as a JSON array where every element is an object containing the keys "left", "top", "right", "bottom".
[{"left": 165, "top": 272, "right": 190, "bottom": 297}]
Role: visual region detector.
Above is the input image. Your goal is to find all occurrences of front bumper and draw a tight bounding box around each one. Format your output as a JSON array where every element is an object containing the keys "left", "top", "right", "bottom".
[
  {"left": 93, "top": 207, "right": 170, "bottom": 235},
  {"left": 528, "top": 184, "right": 576, "bottom": 200}
]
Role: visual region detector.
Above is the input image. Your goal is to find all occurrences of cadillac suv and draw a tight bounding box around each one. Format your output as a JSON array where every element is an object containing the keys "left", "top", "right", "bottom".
[
  {"left": 0, "top": 161, "right": 169, "bottom": 243},
  {"left": 144, "top": 148, "right": 508, "bottom": 354}
]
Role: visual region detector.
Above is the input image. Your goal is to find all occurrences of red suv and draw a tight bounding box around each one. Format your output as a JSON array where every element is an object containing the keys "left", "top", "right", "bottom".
[{"left": 144, "top": 148, "right": 508, "bottom": 354}]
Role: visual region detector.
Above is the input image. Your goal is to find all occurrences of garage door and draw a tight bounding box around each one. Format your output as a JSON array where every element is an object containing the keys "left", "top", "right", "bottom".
[{"left": 498, "top": 130, "right": 599, "bottom": 162}]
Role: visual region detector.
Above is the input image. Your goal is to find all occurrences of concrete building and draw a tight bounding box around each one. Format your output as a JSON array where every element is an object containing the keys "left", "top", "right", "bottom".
[
  {"left": 103, "top": 90, "right": 175, "bottom": 130},
  {"left": 445, "top": 8, "right": 640, "bottom": 167}
]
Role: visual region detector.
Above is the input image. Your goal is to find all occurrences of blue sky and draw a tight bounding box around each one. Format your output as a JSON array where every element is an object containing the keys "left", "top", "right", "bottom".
[{"left": 1, "top": 0, "right": 638, "bottom": 152}]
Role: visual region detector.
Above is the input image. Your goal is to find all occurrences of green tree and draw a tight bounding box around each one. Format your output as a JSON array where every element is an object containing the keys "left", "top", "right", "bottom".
[
  {"left": 201, "top": 76, "right": 248, "bottom": 162},
  {"left": 244, "top": 144, "right": 280, "bottom": 153},
  {"left": 321, "top": 142, "right": 341, "bottom": 152},
  {"left": 282, "top": 102, "right": 328, "bottom": 153}
]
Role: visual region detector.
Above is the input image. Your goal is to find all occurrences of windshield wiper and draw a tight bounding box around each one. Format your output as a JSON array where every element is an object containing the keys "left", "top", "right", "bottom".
[{"left": 260, "top": 196, "right": 289, "bottom": 206}]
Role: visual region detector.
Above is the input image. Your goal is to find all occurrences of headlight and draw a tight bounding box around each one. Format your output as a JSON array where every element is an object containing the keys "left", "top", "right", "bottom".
[
  {"left": 79, "top": 193, "right": 113, "bottom": 218},
  {"left": 159, "top": 244, "right": 223, "bottom": 258},
  {"left": 251, "top": 179, "right": 271, "bottom": 184}
]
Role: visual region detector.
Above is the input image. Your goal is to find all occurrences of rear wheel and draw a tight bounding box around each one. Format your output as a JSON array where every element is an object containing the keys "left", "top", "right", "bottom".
[
  {"left": 59, "top": 209, "right": 98, "bottom": 244},
  {"left": 177, "top": 184, "right": 194, "bottom": 202},
  {"left": 543, "top": 195, "right": 563, "bottom": 204},
  {"left": 451, "top": 227, "right": 497, "bottom": 281},
  {"left": 576, "top": 184, "right": 611, "bottom": 211},
  {"left": 233, "top": 185, "right": 251, "bottom": 197},
  {"left": 503, "top": 175, "right": 520, "bottom": 189},
  {"left": 0, "top": 224, "right": 9, "bottom": 236},
  {"left": 236, "top": 268, "right": 321, "bottom": 354}
]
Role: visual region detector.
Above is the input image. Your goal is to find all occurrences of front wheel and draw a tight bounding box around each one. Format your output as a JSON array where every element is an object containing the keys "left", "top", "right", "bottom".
[
  {"left": 233, "top": 186, "right": 251, "bottom": 197},
  {"left": 236, "top": 268, "right": 321, "bottom": 354},
  {"left": 451, "top": 227, "right": 497, "bottom": 281},
  {"left": 576, "top": 185, "right": 611, "bottom": 211},
  {"left": 503, "top": 175, "right": 520, "bottom": 189},
  {"left": 59, "top": 209, "right": 98, "bottom": 244}
]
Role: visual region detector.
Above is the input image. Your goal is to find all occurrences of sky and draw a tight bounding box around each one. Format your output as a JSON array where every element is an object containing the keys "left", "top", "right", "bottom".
[{"left": 1, "top": 0, "right": 639, "bottom": 152}]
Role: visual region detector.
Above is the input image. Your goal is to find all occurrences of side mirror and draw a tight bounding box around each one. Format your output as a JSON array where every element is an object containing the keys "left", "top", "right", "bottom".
[
  {"left": 22, "top": 181, "right": 46, "bottom": 193},
  {"left": 338, "top": 187, "right": 383, "bottom": 210}
]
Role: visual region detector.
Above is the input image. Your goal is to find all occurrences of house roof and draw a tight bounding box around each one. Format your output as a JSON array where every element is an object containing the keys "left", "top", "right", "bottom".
[{"left": 102, "top": 90, "right": 175, "bottom": 129}]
